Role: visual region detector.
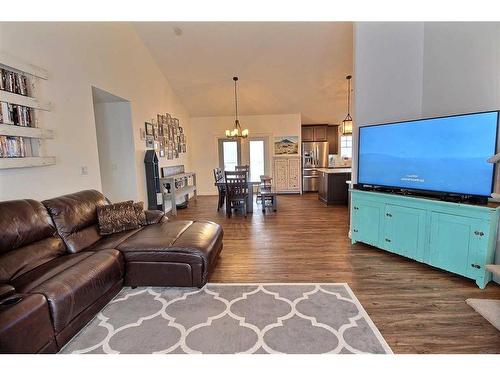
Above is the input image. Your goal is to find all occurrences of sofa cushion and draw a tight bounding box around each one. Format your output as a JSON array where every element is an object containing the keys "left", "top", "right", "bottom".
[
  {"left": 11, "top": 249, "right": 124, "bottom": 333},
  {"left": 42, "top": 190, "right": 109, "bottom": 253},
  {"left": 97, "top": 201, "right": 139, "bottom": 235},
  {"left": 117, "top": 220, "right": 223, "bottom": 276},
  {"left": 0, "top": 199, "right": 66, "bottom": 284},
  {"left": 0, "top": 293, "right": 57, "bottom": 354},
  {"left": 84, "top": 227, "right": 143, "bottom": 252}
]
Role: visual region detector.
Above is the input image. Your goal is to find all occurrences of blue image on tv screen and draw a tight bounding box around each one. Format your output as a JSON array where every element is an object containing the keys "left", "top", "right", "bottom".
[{"left": 358, "top": 111, "right": 498, "bottom": 196}]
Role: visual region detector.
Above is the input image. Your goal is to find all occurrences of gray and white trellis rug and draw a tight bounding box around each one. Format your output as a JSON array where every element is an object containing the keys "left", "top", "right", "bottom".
[{"left": 61, "top": 283, "right": 392, "bottom": 354}]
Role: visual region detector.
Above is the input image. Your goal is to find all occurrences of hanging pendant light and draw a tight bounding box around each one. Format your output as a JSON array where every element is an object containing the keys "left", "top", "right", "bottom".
[
  {"left": 340, "top": 75, "right": 353, "bottom": 135},
  {"left": 225, "top": 76, "right": 249, "bottom": 138}
]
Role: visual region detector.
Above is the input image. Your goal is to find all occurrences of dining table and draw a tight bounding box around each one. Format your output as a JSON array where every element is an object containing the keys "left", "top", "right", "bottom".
[{"left": 214, "top": 178, "right": 260, "bottom": 213}]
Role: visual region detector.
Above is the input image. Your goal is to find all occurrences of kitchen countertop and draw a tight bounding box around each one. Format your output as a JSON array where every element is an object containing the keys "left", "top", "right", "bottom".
[{"left": 315, "top": 167, "right": 352, "bottom": 174}]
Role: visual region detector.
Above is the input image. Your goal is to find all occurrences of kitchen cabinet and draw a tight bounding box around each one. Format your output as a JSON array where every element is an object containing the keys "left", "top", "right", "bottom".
[
  {"left": 317, "top": 169, "right": 351, "bottom": 206},
  {"left": 327, "top": 125, "right": 339, "bottom": 154},
  {"left": 302, "top": 125, "right": 327, "bottom": 142},
  {"left": 350, "top": 189, "right": 499, "bottom": 288},
  {"left": 301, "top": 126, "right": 314, "bottom": 142},
  {"left": 273, "top": 157, "right": 301, "bottom": 193}
]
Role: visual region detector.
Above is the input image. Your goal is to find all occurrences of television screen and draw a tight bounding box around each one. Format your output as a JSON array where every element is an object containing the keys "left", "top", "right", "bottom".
[{"left": 358, "top": 111, "right": 499, "bottom": 197}]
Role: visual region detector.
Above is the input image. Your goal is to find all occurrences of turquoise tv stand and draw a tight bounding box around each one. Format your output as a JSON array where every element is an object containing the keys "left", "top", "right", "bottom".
[{"left": 350, "top": 190, "right": 499, "bottom": 288}]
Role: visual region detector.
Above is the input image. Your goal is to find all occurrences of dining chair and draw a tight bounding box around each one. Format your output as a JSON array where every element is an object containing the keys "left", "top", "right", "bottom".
[
  {"left": 235, "top": 165, "right": 250, "bottom": 179},
  {"left": 224, "top": 171, "right": 249, "bottom": 218},
  {"left": 257, "top": 175, "right": 274, "bottom": 207},
  {"left": 213, "top": 168, "right": 225, "bottom": 211},
  {"left": 225, "top": 170, "right": 248, "bottom": 180}
]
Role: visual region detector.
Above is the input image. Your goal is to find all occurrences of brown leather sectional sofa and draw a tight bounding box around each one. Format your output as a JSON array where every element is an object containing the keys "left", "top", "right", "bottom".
[{"left": 0, "top": 190, "right": 223, "bottom": 354}]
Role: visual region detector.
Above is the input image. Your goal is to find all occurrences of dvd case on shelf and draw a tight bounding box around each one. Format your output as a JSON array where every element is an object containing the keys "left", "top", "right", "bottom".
[
  {"left": 0, "top": 68, "right": 30, "bottom": 97},
  {"left": 0, "top": 101, "right": 33, "bottom": 126},
  {"left": 0, "top": 136, "right": 33, "bottom": 158}
]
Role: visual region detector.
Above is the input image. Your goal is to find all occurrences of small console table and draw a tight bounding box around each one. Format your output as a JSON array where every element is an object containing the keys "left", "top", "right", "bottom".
[
  {"left": 160, "top": 165, "right": 197, "bottom": 216},
  {"left": 350, "top": 189, "right": 499, "bottom": 289}
]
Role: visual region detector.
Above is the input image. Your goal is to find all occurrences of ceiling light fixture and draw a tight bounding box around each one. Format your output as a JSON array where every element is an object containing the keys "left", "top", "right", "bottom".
[
  {"left": 225, "top": 76, "right": 249, "bottom": 139},
  {"left": 340, "top": 75, "right": 353, "bottom": 135}
]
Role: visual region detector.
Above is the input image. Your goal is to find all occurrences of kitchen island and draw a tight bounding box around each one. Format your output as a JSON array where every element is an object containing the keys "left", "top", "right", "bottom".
[{"left": 317, "top": 168, "right": 351, "bottom": 205}]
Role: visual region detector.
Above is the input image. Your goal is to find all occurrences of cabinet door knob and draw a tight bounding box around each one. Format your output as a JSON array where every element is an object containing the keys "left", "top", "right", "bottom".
[
  {"left": 385, "top": 238, "right": 391, "bottom": 242},
  {"left": 471, "top": 264, "right": 481, "bottom": 269},
  {"left": 386, "top": 213, "right": 392, "bottom": 217},
  {"left": 474, "top": 231, "right": 480, "bottom": 235},
  {"left": 353, "top": 229, "right": 358, "bottom": 233}
]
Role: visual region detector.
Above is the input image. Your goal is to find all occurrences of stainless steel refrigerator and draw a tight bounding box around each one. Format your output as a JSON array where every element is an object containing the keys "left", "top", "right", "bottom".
[{"left": 302, "top": 141, "right": 329, "bottom": 192}]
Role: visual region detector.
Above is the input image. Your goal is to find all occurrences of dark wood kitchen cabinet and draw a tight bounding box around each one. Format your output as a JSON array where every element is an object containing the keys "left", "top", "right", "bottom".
[
  {"left": 301, "top": 126, "right": 314, "bottom": 141},
  {"left": 327, "top": 125, "right": 339, "bottom": 154},
  {"left": 318, "top": 170, "right": 351, "bottom": 205},
  {"left": 302, "top": 125, "right": 327, "bottom": 142}
]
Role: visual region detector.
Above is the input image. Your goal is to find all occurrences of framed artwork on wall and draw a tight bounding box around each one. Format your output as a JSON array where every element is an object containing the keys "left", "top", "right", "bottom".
[
  {"left": 145, "top": 122, "right": 154, "bottom": 136},
  {"left": 274, "top": 136, "right": 299, "bottom": 155}
]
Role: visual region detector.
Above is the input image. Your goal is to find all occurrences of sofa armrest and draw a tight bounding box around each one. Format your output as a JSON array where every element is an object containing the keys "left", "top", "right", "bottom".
[
  {"left": 0, "top": 284, "right": 15, "bottom": 301},
  {"left": 145, "top": 210, "right": 168, "bottom": 225}
]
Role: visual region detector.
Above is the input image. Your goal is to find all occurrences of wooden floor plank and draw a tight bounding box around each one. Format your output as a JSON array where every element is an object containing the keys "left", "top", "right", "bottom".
[{"left": 173, "top": 193, "right": 500, "bottom": 353}]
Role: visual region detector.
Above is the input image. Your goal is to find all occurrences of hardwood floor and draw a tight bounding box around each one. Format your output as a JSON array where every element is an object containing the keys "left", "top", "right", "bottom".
[{"left": 174, "top": 193, "right": 500, "bottom": 354}]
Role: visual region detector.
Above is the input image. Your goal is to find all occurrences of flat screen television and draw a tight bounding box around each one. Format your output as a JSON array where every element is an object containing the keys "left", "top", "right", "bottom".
[{"left": 357, "top": 111, "right": 499, "bottom": 200}]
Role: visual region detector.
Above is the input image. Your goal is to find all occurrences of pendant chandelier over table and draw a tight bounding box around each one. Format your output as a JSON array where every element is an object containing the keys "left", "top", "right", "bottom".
[{"left": 225, "top": 76, "right": 249, "bottom": 139}]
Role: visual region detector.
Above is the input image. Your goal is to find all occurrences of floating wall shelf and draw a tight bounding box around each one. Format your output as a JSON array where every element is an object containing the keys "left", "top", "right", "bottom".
[
  {"left": 0, "top": 90, "right": 51, "bottom": 111},
  {"left": 0, "top": 156, "right": 56, "bottom": 169},
  {"left": 0, "top": 52, "right": 54, "bottom": 169},
  {"left": 0, "top": 123, "right": 54, "bottom": 139}
]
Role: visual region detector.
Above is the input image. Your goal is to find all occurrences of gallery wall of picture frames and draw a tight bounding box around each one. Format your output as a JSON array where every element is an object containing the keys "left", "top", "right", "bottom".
[{"left": 142, "top": 113, "right": 186, "bottom": 160}]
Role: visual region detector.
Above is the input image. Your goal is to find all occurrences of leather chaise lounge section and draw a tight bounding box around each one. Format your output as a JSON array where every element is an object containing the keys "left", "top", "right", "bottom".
[{"left": 0, "top": 190, "right": 223, "bottom": 353}]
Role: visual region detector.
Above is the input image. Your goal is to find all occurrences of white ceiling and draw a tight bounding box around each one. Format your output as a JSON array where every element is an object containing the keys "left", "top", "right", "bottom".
[{"left": 133, "top": 22, "right": 353, "bottom": 124}]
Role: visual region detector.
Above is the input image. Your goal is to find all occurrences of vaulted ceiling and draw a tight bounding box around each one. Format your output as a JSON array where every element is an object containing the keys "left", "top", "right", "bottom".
[{"left": 133, "top": 22, "right": 353, "bottom": 124}]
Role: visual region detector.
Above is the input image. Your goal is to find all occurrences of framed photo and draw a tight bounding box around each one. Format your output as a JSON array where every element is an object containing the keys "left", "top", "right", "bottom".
[
  {"left": 153, "top": 123, "right": 160, "bottom": 140},
  {"left": 145, "top": 135, "right": 154, "bottom": 148},
  {"left": 274, "top": 136, "right": 299, "bottom": 155},
  {"left": 167, "top": 147, "right": 173, "bottom": 160},
  {"left": 139, "top": 128, "right": 146, "bottom": 141},
  {"left": 154, "top": 141, "right": 159, "bottom": 150},
  {"left": 159, "top": 147, "right": 165, "bottom": 157},
  {"left": 145, "top": 122, "right": 154, "bottom": 136}
]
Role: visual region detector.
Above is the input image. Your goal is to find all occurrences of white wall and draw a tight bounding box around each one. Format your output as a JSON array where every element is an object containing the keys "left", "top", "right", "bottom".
[
  {"left": 352, "top": 22, "right": 425, "bottom": 183},
  {"left": 190, "top": 113, "right": 301, "bottom": 195},
  {"left": 93, "top": 99, "right": 137, "bottom": 203},
  {"left": 354, "top": 22, "right": 500, "bottom": 282},
  {"left": 0, "top": 22, "right": 191, "bottom": 203}
]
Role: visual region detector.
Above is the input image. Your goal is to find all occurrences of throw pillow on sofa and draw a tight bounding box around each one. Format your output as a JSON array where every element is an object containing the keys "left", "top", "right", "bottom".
[
  {"left": 133, "top": 201, "right": 148, "bottom": 226},
  {"left": 97, "top": 200, "right": 140, "bottom": 235}
]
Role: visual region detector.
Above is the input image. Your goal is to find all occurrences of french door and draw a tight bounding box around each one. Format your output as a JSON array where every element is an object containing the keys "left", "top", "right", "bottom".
[{"left": 218, "top": 136, "right": 269, "bottom": 182}]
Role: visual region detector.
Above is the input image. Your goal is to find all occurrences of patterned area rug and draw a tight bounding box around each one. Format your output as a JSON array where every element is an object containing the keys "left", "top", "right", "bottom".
[{"left": 61, "top": 283, "right": 392, "bottom": 354}]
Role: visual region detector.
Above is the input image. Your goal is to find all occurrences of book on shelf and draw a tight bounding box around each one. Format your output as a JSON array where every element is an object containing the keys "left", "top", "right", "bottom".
[
  {"left": 0, "top": 135, "right": 33, "bottom": 158},
  {"left": 0, "top": 68, "right": 30, "bottom": 97},
  {"left": 0, "top": 101, "right": 33, "bottom": 126}
]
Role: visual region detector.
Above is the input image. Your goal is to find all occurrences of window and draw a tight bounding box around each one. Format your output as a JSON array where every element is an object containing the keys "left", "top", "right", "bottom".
[
  {"left": 218, "top": 139, "right": 240, "bottom": 171},
  {"left": 340, "top": 135, "right": 352, "bottom": 158},
  {"left": 249, "top": 140, "right": 265, "bottom": 182}
]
